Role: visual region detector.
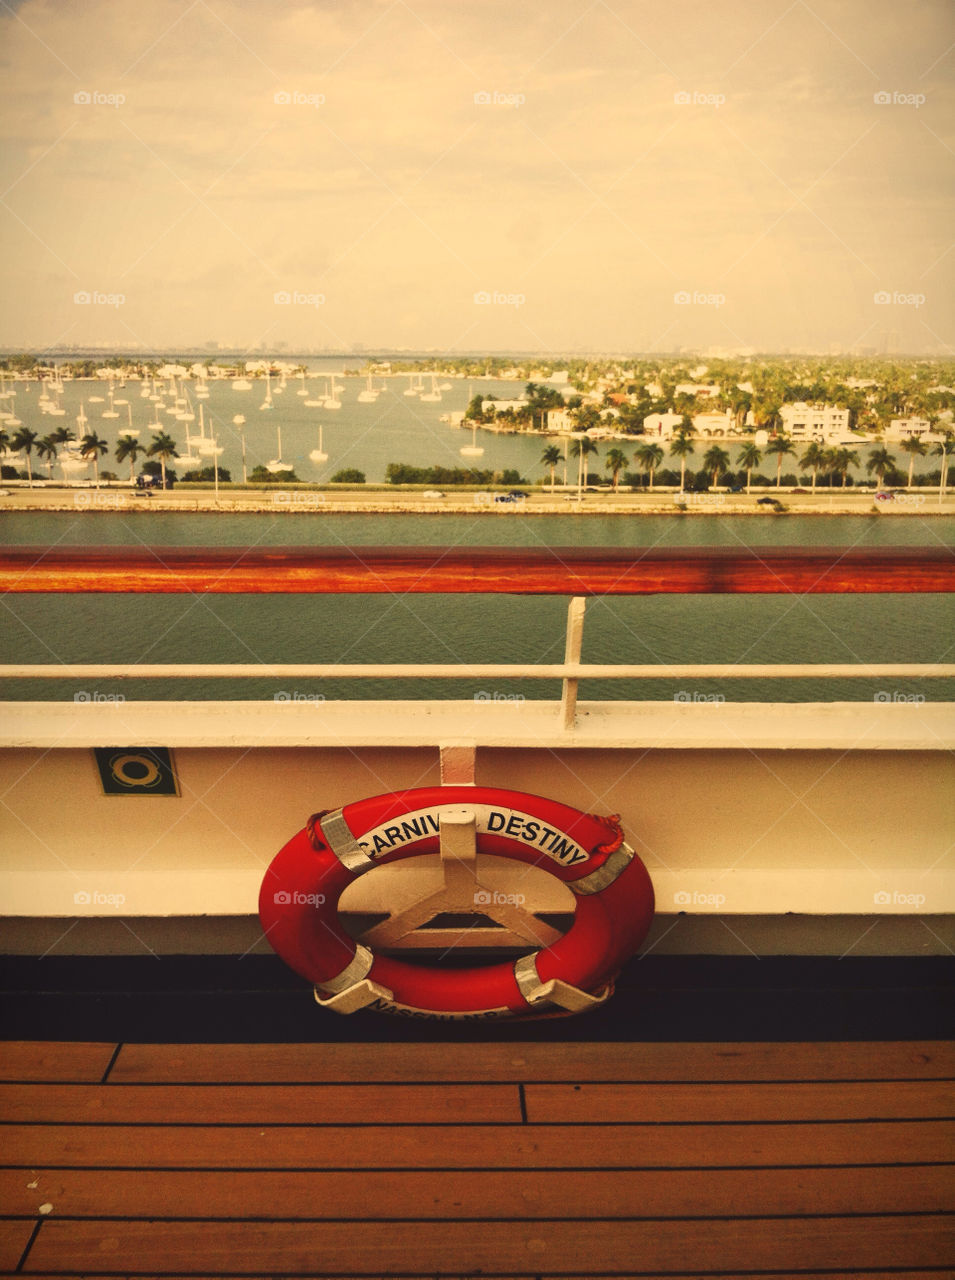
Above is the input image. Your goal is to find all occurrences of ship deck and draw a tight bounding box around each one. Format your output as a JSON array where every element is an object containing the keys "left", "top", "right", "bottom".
[{"left": 1, "top": 1037, "right": 952, "bottom": 1276}]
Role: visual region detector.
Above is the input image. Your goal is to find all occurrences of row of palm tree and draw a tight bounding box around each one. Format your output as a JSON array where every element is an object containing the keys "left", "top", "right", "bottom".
[
  {"left": 0, "top": 426, "right": 180, "bottom": 488},
  {"left": 541, "top": 431, "right": 955, "bottom": 493}
]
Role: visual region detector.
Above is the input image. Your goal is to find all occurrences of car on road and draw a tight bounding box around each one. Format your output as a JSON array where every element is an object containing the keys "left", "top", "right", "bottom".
[
  {"left": 422, "top": 490, "right": 445, "bottom": 499},
  {"left": 874, "top": 491, "right": 895, "bottom": 501}
]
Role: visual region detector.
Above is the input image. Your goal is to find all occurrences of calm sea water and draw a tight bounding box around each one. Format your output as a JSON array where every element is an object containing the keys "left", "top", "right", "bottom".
[{"left": 2, "top": 513, "right": 952, "bottom": 703}]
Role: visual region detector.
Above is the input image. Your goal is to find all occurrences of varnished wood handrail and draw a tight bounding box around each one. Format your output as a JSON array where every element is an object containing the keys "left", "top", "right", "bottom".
[{"left": 0, "top": 545, "right": 953, "bottom": 594}]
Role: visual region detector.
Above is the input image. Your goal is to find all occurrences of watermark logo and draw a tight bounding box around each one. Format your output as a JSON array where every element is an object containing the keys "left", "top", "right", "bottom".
[
  {"left": 74, "top": 690, "right": 126, "bottom": 704},
  {"left": 74, "top": 492, "right": 129, "bottom": 508},
  {"left": 73, "top": 889, "right": 126, "bottom": 907},
  {"left": 874, "top": 291, "right": 925, "bottom": 307},
  {"left": 874, "top": 691, "right": 925, "bottom": 704},
  {"left": 274, "top": 890, "right": 326, "bottom": 905},
  {"left": 474, "top": 889, "right": 526, "bottom": 906},
  {"left": 894, "top": 492, "right": 926, "bottom": 506},
  {"left": 273, "top": 691, "right": 326, "bottom": 705},
  {"left": 674, "top": 290, "right": 725, "bottom": 307},
  {"left": 474, "top": 290, "right": 525, "bottom": 307},
  {"left": 474, "top": 690, "right": 525, "bottom": 704},
  {"left": 674, "top": 890, "right": 727, "bottom": 907},
  {"left": 674, "top": 690, "right": 725, "bottom": 703},
  {"left": 271, "top": 491, "right": 326, "bottom": 506},
  {"left": 674, "top": 90, "right": 725, "bottom": 108},
  {"left": 473, "top": 90, "right": 525, "bottom": 107},
  {"left": 73, "top": 290, "right": 125, "bottom": 308},
  {"left": 274, "top": 89, "right": 325, "bottom": 108},
  {"left": 274, "top": 290, "right": 325, "bottom": 307},
  {"left": 874, "top": 890, "right": 926, "bottom": 907},
  {"left": 74, "top": 89, "right": 125, "bottom": 108},
  {"left": 874, "top": 90, "right": 925, "bottom": 108},
  {"left": 682, "top": 492, "right": 727, "bottom": 506}
]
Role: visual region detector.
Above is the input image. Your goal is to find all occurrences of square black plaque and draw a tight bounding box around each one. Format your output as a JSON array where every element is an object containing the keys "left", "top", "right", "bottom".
[{"left": 94, "top": 747, "right": 180, "bottom": 796}]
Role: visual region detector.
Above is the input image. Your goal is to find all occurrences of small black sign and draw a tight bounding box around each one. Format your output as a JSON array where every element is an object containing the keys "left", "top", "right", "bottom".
[{"left": 94, "top": 747, "right": 179, "bottom": 796}]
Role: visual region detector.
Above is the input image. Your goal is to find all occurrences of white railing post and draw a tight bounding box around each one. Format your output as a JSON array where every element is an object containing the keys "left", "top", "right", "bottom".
[{"left": 560, "top": 596, "right": 586, "bottom": 730}]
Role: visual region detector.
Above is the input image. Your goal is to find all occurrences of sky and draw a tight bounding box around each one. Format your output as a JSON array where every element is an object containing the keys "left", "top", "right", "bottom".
[{"left": 0, "top": 0, "right": 952, "bottom": 355}]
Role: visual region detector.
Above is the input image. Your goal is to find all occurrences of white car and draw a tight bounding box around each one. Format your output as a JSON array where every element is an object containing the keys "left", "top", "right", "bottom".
[{"left": 422, "top": 490, "right": 445, "bottom": 499}]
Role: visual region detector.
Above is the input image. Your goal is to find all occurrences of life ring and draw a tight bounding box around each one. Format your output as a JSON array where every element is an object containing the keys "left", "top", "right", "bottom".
[{"left": 259, "top": 786, "right": 654, "bottom": 1020}]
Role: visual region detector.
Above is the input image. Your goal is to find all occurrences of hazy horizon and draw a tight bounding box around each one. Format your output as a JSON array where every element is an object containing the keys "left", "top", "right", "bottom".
[{"left": 1, "top": 0, "right": 952, "bottom": 356}]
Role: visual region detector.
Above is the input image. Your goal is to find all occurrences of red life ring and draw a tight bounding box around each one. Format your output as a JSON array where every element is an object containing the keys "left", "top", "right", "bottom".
[{"left": 259, "top": 786, "right": 654, "bottom": 1020}]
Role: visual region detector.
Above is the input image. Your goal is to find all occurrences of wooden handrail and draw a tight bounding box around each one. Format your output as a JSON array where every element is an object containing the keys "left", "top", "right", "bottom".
[{"left": 0, "top": 545, "right": 953, "bottom": 594}]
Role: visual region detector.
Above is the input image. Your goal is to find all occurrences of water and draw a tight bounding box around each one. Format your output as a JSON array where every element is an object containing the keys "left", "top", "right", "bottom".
[
  {"left": 2, "top": 513, "right": 952, "bottom": 703},
  {"left": 2, "top": 371, "right": 946, "bottom": 487}
]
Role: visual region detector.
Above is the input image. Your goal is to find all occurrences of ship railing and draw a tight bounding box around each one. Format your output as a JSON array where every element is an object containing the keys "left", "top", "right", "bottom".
[{"left": 1, "top": 544, "right": 953, "bottom": 729}]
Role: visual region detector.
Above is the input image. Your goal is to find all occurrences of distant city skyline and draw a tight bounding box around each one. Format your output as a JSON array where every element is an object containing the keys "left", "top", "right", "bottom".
[{"left": 1, "top": 0, "right": 952, "bottom": 356}]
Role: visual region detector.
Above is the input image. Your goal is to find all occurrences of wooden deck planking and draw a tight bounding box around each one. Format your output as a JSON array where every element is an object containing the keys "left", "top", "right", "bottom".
[
  {"left": 20, "top": 1216, "right": 955, "bottom": 1273},
  {"left": 524, "top": 1079, "right": 954, "bottom": 1123},
  {"left": 2, "top": 1040, "right": 952, "bottom": 1277},
  {"left": 2, "top": 1165, "right": 951, "bottom": 1219},
  {"left": 0, "top": 1082, "right": 520, "bottom": 1125},
  {"left": 110, "top": 1039, "right": 955, "bottom": 1083},
  {"left": 0, "top": 1042, "right": 116, "bottom": 1083},
  {"left": 4, "top": 1119, "right": 954, "bottom": 1169},
  {"left": 0, "top": 1221, "right": 35, "bottom": 1273}
]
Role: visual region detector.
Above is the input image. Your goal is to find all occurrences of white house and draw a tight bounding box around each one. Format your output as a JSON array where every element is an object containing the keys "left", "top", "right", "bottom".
[
  {"left": 692, "top": 411, "right": 736, "bottom": 436},
  {"left": 544, "top": 409, "right": 576, "bottom": 432},
  {"left": 886, "top": 417, "right": 933, "bottom": 440},
  {"left": 643, "top": 411, "right": 685, "bottom": 439},
  {"left": 779, "top": 402, "right": 851, "bottom": 441}
]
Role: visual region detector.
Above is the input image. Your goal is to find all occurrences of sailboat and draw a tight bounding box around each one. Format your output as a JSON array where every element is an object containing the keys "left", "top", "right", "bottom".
[
  {"left": 185, "top": 404, "right": 207, "bottom": 449},
  {"left": 309, "top": 424, "right": 328, "bottom": 464},
  {"left": 357, "top": 374, "right": 379, "bottom": 404},
  {"left": 198, "top": 407, "right": 220, "bottom": 458},
  {"left": 460, "top": 422, "right": 484, "bottom": 458},
  {"left": 121, "top": 404, "right": 140, "bottom": 438},
  {"left": 323, "top": 377, "right": 341, "bottom": 410},
  {"left": 267, "top": 425, "right": 289, "bottom": 473},
  {"left": 297, "top": 371, "right": 309, "bottom": 398},
  {"left": 420, "top": 374, "right": 441, "bottom": 403},
  {"left": 404, "top": 374, "right": 420, "bottom": 397},
  {"left": 259, "top": 369, "right": 273, "bottom": 411}
]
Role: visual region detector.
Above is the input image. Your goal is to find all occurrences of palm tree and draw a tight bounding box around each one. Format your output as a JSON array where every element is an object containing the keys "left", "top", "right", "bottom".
[
  {"left": 765, "top": 434, "right": 795, "bottom": 488},
  {"left": 668, "top": 432, "right": 694, "bottom": 493},
  {"left": 51, "top": 425, "right": 76, "bottom": 448},
  {"left": 80, "top": 432, "right": 109, "bottom": 488},
  {"left": 540, "top": 443, "right": 562, "bottom": 492},
  {"left": 570, "top": 436, "right": 599, "bottom": 497},
  {"left": 633, "top": 442, "right": 664, "bottom": 491},
  {"left": 898, "top": 436, "right": 927, "bottom": 489},
  {"left": 148, "top": 432, "right": 179, "bottom": 489},
  {"left": 828, "top": 447, "right": 859, "bottom": 488},
  {"left": 931, "top": 430, "right": 955, "bottom": 497},
  {"left": 800, "top": 442, "right": 827, "bottom": 493},
  {"left": 11, "top": 426, "right": 38, "bottom": 487},
  {"left": 866, "top": 445, "right": 895, "bottom": 490},
  {"left": 737, "top": 441, "right": 762, "bottom": 493},
  {"left": 36, "top": 434, "right": 59, "bottom": 479},
  {"left": 116, "top": 435, "right": 146, "bottom": 484},
  {"left": 703, "top": 445, "right": 731, "bottom": 488},
  {"left": 604, "top": 447, "right": 629, "bottom": 491}
]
